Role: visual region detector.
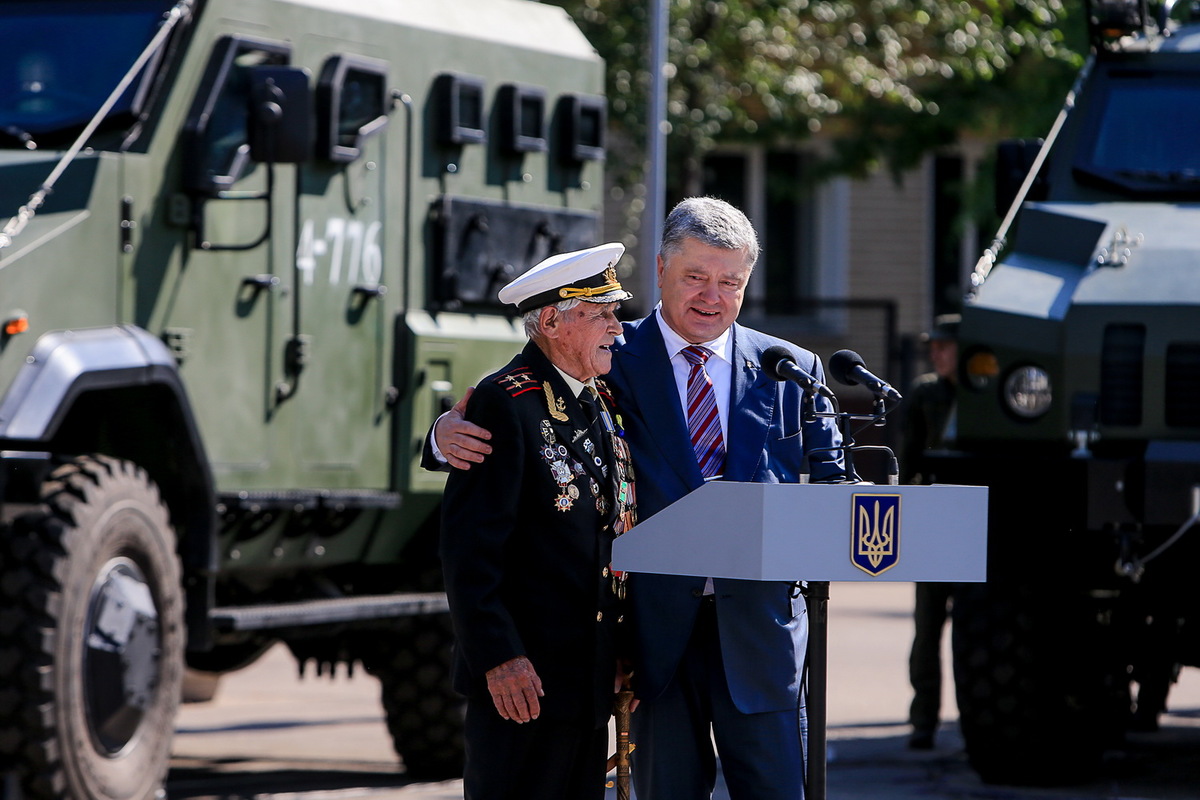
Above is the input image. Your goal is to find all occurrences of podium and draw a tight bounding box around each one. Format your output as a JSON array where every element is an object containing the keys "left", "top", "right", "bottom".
[
  {"left": 611, "top": 481, "right": 988, "bottom": 582},
  {"left": 611, "top": 480, "right": 988, "bottom": 800}
]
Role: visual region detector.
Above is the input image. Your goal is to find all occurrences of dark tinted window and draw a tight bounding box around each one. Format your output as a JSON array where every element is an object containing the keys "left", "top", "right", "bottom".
[
  {"left": 0, "top": 0, "right": 173, "bottom": 135},
  {"left": 1077, "top": 71, "right": 1200, "bottom": 189}
]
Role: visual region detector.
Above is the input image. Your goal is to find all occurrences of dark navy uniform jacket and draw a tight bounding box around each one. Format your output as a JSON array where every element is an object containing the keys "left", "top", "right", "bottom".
[{"left": 439, "top": 341, "right": 630, "bottom": 727}]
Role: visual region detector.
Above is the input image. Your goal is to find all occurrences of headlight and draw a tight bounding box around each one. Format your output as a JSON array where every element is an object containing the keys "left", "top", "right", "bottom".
[{"left": 1004, "top": 366, "right": 1052, "bottom": 418}]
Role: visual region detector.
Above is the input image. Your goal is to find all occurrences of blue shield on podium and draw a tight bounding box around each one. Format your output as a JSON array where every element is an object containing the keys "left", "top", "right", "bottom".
[{"left": 851, "top": 493, "right": 900, "bottom": 576}]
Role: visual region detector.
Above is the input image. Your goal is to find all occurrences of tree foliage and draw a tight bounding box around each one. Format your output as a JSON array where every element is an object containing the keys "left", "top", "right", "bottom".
[{"left": 548, "top": 0, "right": 1086, "bottom": 188}]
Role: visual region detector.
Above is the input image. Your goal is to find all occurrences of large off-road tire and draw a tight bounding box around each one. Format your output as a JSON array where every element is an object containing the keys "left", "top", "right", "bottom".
[
  {"left": 0, "top": 456, "right": 184, "bottom": 800},
  {"left": 358, "top": 529, "right": 465, "bottom": 783},
  {"left": 368, "top": 612, "right": 465, "bottom": 780},
  {"left": 951, "top": 582, "right": 1121, "bottom": 785}
]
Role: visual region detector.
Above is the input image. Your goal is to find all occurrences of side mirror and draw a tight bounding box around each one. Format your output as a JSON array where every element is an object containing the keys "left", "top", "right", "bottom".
[{"left": 248, "top": 66, "right": 313, "bottom": 164}]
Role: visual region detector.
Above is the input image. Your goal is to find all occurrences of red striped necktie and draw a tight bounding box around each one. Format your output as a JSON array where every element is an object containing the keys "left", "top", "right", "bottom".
[{"left": 682, "top": 345, "right": 725, "bottom": 479}]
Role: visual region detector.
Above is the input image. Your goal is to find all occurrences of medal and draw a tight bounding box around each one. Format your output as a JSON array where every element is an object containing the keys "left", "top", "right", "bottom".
[{"left": 550, "top": 459, "right": 573, "bottom": 485}]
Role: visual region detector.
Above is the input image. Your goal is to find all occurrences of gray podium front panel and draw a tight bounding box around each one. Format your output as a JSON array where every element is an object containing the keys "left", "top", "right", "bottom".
[{"left": 611, "top": 482, "right": 987, "bottom": 582}]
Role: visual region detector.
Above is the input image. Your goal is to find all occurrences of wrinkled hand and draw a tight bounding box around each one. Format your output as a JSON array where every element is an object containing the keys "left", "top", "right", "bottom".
[
  {"left": 486, "top": 655, "right": 544, "bottom": 723},
  {"left": 435, "top": 387, "right": 493, "bottom": 470}
]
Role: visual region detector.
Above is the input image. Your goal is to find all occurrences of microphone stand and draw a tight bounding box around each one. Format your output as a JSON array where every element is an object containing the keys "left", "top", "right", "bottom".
[{"left": 798, "top": 392, "right": 899, "bottom": 800}]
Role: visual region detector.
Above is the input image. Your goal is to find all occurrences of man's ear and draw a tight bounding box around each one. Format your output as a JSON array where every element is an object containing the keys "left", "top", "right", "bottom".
[{"left": 538, "top": 306, "right": 560, "bottom": 339}]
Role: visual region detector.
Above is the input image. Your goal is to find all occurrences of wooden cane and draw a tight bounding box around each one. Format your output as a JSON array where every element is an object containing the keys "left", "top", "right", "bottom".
[{"left": 613, "top": 689, "right": 634, "bottom": 800}]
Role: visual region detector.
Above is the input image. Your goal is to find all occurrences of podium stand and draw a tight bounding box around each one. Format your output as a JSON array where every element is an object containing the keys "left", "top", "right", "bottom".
[{"left": 611, "top": 480, "right": 987, "bottom": 799}]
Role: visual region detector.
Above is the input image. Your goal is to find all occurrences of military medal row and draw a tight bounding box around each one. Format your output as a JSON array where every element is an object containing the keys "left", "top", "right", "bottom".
[{"left": 538, "top": 419, "right": 610, "bottom": 515}]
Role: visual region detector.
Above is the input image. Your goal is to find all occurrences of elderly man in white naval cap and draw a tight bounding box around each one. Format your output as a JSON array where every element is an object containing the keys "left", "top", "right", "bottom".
[{"left": 437, "top": 243, "right": 638, "bottom": 800}]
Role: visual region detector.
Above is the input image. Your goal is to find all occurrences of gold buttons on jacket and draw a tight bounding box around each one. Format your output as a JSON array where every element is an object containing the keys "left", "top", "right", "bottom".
[{"left": 596, "top": 611, "right": 604, "bottom": 622}]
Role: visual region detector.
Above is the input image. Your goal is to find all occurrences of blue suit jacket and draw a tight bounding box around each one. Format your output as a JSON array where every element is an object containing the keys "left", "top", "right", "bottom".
[{"left": 606, "top": 313, "right": 844, "bottom": 713}]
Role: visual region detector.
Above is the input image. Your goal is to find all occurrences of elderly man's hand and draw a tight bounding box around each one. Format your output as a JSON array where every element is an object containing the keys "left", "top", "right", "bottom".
[
  {"left": 436, "top": 387, "right": 493, "bottom": 470},
  {"left": 485, "top": 655, "right": 544, "bottom": 723}
]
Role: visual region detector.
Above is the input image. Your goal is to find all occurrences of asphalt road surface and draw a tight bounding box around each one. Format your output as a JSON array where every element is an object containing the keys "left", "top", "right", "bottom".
[{"left": 170, "top": 582, "right": 1200, "bottom": 799}]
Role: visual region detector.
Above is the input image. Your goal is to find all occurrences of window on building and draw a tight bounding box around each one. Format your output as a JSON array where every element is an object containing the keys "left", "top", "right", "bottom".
[
  {"left": 932, "top": 155, "right": 967, "bottom": 317},
  {"left": 696, "top": 148, "right": 834, "bottom": 322},
  {"left": 762, "top": 151, "right": 817, "bottom": 315}
]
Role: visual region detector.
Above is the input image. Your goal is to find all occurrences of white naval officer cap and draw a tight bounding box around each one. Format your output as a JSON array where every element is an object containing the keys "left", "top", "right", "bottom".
[{"left": 498, "top": 242, "right": 632, "bottom": 314}]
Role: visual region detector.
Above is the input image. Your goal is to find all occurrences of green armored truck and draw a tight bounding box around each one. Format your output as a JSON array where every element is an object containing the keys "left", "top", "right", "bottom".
[
  {"left": 928, "top": 0, "right": 1200, "bottom": 785},
  {"left": 0, "top": 1, "right": 607, "bottom": 798}
]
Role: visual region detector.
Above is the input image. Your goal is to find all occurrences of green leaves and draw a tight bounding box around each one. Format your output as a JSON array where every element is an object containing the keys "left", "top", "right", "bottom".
[{"left": 549, "top": 0, "right": 1084, "bottom": 181}]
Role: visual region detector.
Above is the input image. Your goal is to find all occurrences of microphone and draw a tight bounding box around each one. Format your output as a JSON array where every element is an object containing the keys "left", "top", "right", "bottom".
[
  {"left": 761, "top": 346, "right": 835, "bottom": 399},
  {"left": 828, "top": 350, "right": 903, "bottom": 402}
]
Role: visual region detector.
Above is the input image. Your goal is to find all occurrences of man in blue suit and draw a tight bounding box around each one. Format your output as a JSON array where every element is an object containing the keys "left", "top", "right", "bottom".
[{"left": 432, "top": 197, "right": 844, "bottom": 799}]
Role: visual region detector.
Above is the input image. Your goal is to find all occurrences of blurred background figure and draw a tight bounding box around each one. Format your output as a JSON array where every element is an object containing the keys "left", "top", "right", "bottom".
[{"left": 901, "top": 314, "right": 959, "bottom": 750}]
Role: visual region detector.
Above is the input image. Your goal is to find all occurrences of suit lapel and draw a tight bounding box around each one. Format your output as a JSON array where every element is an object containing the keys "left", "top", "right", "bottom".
[{"left": 724, "top": 325, "right": 776, "bottom": 482}]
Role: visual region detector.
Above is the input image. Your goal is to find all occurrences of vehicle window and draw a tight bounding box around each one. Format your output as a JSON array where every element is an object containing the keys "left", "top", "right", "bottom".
[
  {"left": 337, "top": 69, "right": 385, "bottom": 148},
  {"left": 317, "top": 55, "right": 388, "bottom": 162},
  {"left": 184, "top": 38, "right": 290, "bottom": 193},
  {"left": 0, "top": 0, "right": 175, "bottom": 137},
  {"left": 1079, "top": 72, "right": 1200, "bottom": 184}
]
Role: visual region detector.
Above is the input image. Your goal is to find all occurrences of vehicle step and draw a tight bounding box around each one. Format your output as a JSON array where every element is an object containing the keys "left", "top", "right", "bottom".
[{"left": 210, "top": 592, "right": 449, "bottom": 631}]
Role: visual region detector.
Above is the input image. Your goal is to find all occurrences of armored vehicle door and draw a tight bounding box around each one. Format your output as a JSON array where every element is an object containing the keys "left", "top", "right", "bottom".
[
  {"left": 284, "top": 50, "right": 392, "bottom": 489},
  {"left": 170, "top": 35, "right": 302, "bottom": 482}
]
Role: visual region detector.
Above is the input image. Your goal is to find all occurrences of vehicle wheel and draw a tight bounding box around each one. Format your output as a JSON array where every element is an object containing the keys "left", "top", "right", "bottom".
[
  {"left": 359, "top": 533, "right": 465, "bottom": 783},
  {"left": 951, "top": 582, "right": 1117, "bottom": 785},
  {"left": 0, "top": 455, "right": 184, "bottom": 800},
  {"left": 368, "top": 612, "right": 465, "bottom": 780}
]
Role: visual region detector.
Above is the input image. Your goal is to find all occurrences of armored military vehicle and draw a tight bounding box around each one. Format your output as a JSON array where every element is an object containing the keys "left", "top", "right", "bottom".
[
  {"left": 0, "top": 1, "right": 607, "bottom": 798},
  {"left": 927, "top": 0, "right": 1200, "bottom": 785}
]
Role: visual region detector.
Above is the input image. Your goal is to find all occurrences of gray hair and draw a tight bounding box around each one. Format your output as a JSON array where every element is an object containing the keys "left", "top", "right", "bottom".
[
  {"left": 522, "top": 297, "right": 582, "bottom": 339},
  {"left": 660, "top": 196, "right": 759, "bottom": 269}
]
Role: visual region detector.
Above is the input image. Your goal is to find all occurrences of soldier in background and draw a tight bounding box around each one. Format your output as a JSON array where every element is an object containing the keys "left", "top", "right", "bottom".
[{"left": 902, "top": 314, "right": 959, "bottom": 750}]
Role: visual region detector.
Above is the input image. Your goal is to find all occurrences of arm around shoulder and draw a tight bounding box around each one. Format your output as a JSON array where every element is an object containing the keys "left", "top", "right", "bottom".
[{"left": 420, "top": 386, "right": 495, "bottom": 471}]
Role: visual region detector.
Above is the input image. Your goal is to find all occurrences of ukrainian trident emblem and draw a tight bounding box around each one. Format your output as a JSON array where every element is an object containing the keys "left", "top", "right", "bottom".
[{"left": 851, "top": 494, "right": 900, "bottom": 576}]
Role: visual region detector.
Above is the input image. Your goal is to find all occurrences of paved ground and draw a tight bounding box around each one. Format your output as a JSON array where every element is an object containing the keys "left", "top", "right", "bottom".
[{"left": 171, "top": 582, "right": 1200, "bottom": 799}]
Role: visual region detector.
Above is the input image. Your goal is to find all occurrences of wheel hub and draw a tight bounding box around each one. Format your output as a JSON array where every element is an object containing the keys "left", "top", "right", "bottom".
[{"left": 84, "top": 558, "right": 162, "bottom": 755}]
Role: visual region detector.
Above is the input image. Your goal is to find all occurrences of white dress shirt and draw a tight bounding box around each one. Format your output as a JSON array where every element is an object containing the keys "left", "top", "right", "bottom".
[
  {"left": 654, "top": 306, "right": 732, "bottom": 595},
  {"left": 653, "top": 305, "right": 733, "bottom": 447}
]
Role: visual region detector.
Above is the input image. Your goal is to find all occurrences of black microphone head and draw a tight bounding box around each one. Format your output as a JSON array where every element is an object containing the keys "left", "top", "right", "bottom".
[
  {"left": 760, "top": 345, "right": 796, "bottom": 382},
  {"left": 829, "top": 349, "right": 866, "bottom": 386}
]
